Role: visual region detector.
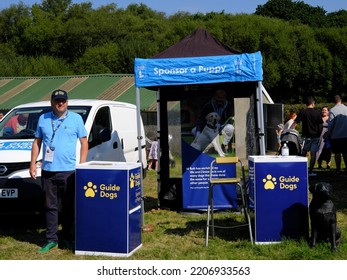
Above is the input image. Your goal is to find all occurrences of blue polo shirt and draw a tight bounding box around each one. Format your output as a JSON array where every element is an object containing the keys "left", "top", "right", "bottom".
[{"left": 35, "top": 110, "right": 88, "bottom": 172}]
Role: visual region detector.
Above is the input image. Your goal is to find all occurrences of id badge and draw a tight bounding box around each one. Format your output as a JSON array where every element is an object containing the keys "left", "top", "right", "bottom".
[{"left": 45, "top": 147, "right": 55, "bottom": 162}]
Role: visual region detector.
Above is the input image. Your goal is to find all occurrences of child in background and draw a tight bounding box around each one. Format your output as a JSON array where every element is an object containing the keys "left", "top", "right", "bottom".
[
  {"left": 276, "top": 123, "right": 284, "bottom": 153},
  {"left": 148, "top": 137, "right": 158, "bottom": 171}
]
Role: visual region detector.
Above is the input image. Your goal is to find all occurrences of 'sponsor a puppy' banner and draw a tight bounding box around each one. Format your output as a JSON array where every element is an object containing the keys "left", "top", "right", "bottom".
[
  {"left": 134, "top": 52, "right": 264, "bottom": 210},
  {"left": 134, "top": 52, "right": 262, "bottom": 87}
]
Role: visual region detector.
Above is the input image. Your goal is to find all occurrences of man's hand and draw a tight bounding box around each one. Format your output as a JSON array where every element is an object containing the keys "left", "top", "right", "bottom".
[{"left": 29, "top": 164, "right": 37, "bottom": 180}]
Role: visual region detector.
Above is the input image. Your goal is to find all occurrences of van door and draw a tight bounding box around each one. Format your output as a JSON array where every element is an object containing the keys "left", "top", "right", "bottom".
[
  {"left": 110, "top": 105, "right": 143, "bottom": 163},
  {"left": 87, "top": 106, "right": 126, "bottom": 162}
]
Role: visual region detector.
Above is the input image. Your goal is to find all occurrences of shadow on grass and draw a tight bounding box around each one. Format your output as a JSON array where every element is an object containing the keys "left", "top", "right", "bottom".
[
  {"left": 0, "top": 195, "right": 161, "bottom": 248},
  {"left": 143, "top": 196, "right": 159, "bottom": 212},
  {"left": 164, "top": 214, "right": 254, "bottom": 243},
  {"left": 0, "top": 212, "right": 46, "bottom": 246}
]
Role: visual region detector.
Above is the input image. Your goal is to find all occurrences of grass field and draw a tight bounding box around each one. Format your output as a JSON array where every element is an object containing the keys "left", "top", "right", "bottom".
[{"left": 0, "top": 158, "right": 346, "bottom": 260}]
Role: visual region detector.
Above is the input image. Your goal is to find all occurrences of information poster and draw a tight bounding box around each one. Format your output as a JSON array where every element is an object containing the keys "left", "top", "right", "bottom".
[{"left": 181, "top": 90, "right": 237, "bottom": 210}]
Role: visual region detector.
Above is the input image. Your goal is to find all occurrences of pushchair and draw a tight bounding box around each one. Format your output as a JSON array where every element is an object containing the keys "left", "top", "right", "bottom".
[{"left": 280, "top": 129, "right": 302, "bottom": 155}]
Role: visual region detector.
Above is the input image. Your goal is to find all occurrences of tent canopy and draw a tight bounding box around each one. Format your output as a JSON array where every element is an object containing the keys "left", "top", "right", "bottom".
[
  {"left": 134, "top": 28, "right": 262, "bottom": 88},
  {"left": 153, "top": 27, "right": 241, "bottom": 58}
]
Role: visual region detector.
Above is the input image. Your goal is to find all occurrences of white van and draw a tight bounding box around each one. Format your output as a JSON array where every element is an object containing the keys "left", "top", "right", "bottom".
[{"left": 0, "top": 99, "right": 147, "bottom": 214}]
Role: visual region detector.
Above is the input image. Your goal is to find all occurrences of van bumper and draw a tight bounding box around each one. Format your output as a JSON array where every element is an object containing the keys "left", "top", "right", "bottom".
[{"left": 0, "top": 177, "right": 45, "bottom": 214}]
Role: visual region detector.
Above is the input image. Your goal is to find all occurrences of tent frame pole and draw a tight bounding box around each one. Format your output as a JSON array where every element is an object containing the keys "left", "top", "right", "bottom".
[
  {"left": 257, "top": 81, "right": 266, "bottom": 155},
  {"left": 136, "top": 87, "right": 145, "bottom": 226},
  {"left": 156, "top": 89, "right": 161, "bottom": 208}
]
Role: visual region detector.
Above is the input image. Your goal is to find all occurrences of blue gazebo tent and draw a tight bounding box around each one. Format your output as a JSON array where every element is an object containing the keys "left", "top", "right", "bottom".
[{"left": 134, "top": 28, "right": 265, "bottom": 210}]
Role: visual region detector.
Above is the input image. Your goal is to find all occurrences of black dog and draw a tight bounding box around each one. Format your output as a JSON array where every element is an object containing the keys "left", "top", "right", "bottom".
[{"left": 309, "top": 182, "right": 341, "bottom": 252}]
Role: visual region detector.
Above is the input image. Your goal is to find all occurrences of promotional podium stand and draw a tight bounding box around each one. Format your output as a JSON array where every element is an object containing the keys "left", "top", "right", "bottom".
[
  {"left": 248, "top": 156, "right": 309, "bottom": 244},
  {"left": 75, "top": 161, "right": 142, "bottom": 257}
]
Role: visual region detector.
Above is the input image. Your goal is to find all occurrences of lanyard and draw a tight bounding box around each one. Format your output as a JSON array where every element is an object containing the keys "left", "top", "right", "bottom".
[{"left": 49, "top": 111, "right": 68, "bottom": 150}]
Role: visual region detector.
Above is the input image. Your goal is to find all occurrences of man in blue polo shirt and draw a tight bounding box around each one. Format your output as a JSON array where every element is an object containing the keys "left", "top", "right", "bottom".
[{"left": 30, "top": 89, "right": 88, "bottom": 252}]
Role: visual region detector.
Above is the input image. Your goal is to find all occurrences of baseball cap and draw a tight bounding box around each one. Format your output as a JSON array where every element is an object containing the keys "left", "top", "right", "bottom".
[{"left": 51, "top": 89, "right": 68, "bottom": 101}]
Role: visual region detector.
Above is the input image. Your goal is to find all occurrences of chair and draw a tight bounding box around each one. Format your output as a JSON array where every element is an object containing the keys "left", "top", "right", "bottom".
[{"left": 205, "top": 156, "right": 253, "bottom": 246}]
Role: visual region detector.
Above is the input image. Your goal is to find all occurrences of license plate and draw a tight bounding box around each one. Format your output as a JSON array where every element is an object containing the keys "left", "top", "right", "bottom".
[{"left": 0, "top": 188, "right": 18, "bottom": 198}]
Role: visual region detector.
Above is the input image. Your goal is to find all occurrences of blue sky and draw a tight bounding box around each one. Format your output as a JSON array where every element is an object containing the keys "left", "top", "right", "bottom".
[{"left": 0, "top": 0, "right": 346, "bottom": 15}]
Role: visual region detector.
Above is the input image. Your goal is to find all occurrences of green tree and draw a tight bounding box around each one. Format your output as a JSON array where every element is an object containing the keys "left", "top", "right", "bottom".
[
  {"left": 255, "top": 0, "right": 327, "bottom": 28},
  {"left": 315, "top": 27, "right": 347, "bottom": 97},
  {"left": 0, "top": 43, "right": 21, "bottom": 76},
  {"left": 0, "top": 3, "right": 31, "bottom": 49},
  {"left": 21, "top": 4, "right": 60, "bottom": 56},
  {"left": 0, "top": 1, "right": 346, "bottom": 102},
  {"left": 22, "top": 55, "right": 72, "bottom": 76},
  {"left": 60, "top": 3, "right": 94, "bottom": 60},
  {"left": 256, "top": 0, "right": 297, "bottom": 20},
  {"left": 40, "top": 0, "right": 72, "bottom": 17},
  {"left": 73, "top": 42, "right": 121, "bottom": 74},
  {"left": 326, "top": 10, "right": 347, "bottom": 27},
  {"left": 217, "top": 14, "right": 333, "bottom": 103}
]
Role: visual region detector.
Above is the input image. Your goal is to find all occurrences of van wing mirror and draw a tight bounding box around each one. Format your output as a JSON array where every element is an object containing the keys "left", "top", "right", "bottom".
[{"left": 99, "top": 127, "right": 111, "bottom": 142}]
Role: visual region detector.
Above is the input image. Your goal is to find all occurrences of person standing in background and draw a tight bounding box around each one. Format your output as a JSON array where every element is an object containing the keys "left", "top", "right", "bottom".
[
  {"left": 316, "top": 106, "right": 331, "bottom": 169},
  {"left": 4, "top": 113, "right": 29, "bottom": 134},
  {"left": 283, "top": 112, "right": 297, "bottom": 129},
  {"left": 30, "top": 89, "right": 88, "bottom": 253},
  {"left": 290, "top": 96, "right": 322, "bottom": 176},
  {"left": 327, "top": 95, "right": 347, "bottom": 174}
]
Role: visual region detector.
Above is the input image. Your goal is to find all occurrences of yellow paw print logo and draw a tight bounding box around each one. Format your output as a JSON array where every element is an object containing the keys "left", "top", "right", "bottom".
[
  {"left": 84, "top": 181, "right": 97, "bottom": 197},
  {"left": 262, "top": 174, "right": 277, "bottom": 190},
  {"left": 130, "top": 173, "right": 135, "bottom": 188}
]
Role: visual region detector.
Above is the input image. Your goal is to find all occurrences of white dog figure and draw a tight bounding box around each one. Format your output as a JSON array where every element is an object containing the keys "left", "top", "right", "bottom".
[
  {"left": 221, "top": 123, "right": 235, "bottom": 152},
  {"left": 191, "top": 112, "right": 226, "bottom": 157}
]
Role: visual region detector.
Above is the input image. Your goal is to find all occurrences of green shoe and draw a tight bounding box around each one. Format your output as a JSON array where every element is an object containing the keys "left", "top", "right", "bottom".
[{"left": 38, "top": 241, "right": 58, "bottom": 253}]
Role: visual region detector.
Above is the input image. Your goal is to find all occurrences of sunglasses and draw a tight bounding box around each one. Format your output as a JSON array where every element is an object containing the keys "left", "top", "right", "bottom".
[{"left": 54, "top": 99, "right": 67, "bottom": 103}]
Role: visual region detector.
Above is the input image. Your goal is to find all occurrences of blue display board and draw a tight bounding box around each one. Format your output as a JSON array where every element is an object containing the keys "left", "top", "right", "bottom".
[
  {"left": 182, "top": 141, "right": 238, "bottom": 210},
  {"left": 75, "top": 161, "right": 142, "bottom": 257},
  {"left": 248, "top": 156, "right": 309, "bottom": 244}
]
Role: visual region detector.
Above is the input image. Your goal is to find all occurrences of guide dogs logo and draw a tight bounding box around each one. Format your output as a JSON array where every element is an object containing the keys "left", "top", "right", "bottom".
[
  {"left": 82, "top": 171, "right": 140, "bottom": 200},
  {"left": 130, "top": 172, "right": 141, "bottom": 189},
  {"left": 83, "top": 181, "right": 120, "bottom": 200},
  {"left": 262, "top": 174, "right": 299, "bottom": 191},
  {"left": 130, "top": 173, "right": 135, "bottom": 188},
  {"left": 263, "top": 174, "right": 277, "bottom": 190},
  {"left": 84, "top": 182, "right": 97, "bottom": 197}
]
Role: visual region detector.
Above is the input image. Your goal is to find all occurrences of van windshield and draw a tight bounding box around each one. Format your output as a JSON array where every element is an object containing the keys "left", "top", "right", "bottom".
[{"left": 0, "top": 106, "right": 91, "bottom": 139}]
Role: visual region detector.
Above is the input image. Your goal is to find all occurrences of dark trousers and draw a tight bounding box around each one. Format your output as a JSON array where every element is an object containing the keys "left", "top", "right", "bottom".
[{"left": 41, "top": 170, "right": 75, "bottom": 243}]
